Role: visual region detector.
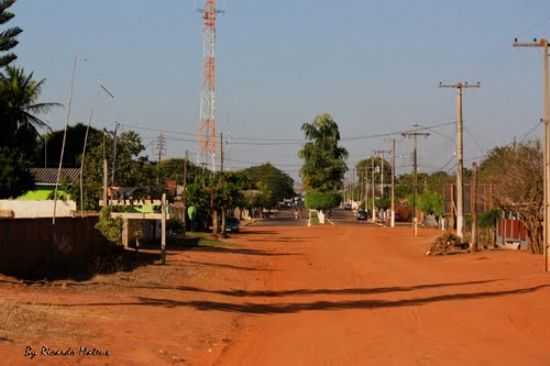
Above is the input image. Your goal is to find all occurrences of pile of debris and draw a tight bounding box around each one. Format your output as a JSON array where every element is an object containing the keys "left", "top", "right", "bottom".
[{"left": 426, "top": 232, "right": 469, "bottom": 256}]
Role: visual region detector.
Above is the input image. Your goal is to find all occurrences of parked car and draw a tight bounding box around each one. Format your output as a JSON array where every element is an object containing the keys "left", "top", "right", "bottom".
[
  {"left": 225, "top": 217, "right": 240, "bottom": 233},
  {"left": 356, "top": 210, "right": 368, "bottom": 221}
]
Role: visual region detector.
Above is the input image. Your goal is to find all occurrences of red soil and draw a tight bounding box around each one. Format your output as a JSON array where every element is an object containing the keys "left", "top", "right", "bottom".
[{"left": 1, "top": 225, "right": 550, "bottom": 365}]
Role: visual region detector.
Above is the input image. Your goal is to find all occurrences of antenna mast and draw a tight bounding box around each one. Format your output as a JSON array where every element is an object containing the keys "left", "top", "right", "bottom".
[{"left": 198, "top": 0, "right": 223, "bottom": 171}]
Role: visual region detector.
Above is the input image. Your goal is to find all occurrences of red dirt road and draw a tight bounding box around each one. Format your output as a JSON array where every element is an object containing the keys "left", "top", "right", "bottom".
[{"left": 2, "top": 224, "right": 550, "bottom": 365}]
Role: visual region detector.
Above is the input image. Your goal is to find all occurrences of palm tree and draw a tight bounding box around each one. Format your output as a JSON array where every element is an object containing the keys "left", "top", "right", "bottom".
[{"left": 0, "top": 66, "right": 61, "bottom": 155}]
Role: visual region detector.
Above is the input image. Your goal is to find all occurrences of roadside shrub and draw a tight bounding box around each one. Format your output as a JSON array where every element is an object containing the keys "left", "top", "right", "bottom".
[
  {"left": 478, "top": 209, "right": 501, "bottom": 229},
  {"left": 167, "top": 218, "right": 184, "bottom": 237},
  {"left": 95, "top": 206, "right": 122, "bottom": 244},
  {"left": 304, "top": 191, "right": 341, "bottom": 211}
]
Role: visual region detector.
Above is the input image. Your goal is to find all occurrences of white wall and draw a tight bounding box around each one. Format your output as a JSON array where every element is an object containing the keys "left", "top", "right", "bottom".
[{"left": 0, "top": 200, "right": 77, "bottom": 218}]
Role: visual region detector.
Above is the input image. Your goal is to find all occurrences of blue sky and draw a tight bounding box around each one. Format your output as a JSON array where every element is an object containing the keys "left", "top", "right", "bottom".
[{"left": 13, "top": 0, "right": 550, "bottom": 179}]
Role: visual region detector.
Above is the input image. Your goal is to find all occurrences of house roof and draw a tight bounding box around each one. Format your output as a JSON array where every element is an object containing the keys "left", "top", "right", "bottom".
[{"left": 30, "top": 168, "right": 80, "bottom": 186}]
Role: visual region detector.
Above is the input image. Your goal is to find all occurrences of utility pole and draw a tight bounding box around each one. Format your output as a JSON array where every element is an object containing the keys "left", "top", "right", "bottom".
[
  {"left": 513, "top": 37, "right": 550, "bottom": 272},
  {"left": 80, "top": 110, "right": 94, "bottom": 213},
  {"left": 391, "top": 139, "right": 396, "bottom": 228},
  {"left": 371, "top": 156, "right": 376, "bottom": 222},
  {"left": 220, "top": 132, "right": 227, "bottom": 236},
  {"left": 161, "top": 192, "right": 167, "bottom": 265},
  {"left": 351, "top": 168, "right": 355, "bottom": 203},
  {"left": 111, "top": 122, "right": 120, "bottom": 186},
  {"left": 102, "top": 131, "right": 108, "bottom": 207},
  {"left": 374, "top": 149, "right": 391, "bottom": 223},
  {"left": 364, "top": 168, "right": 368, "bottom": 211},
  {"left": 183, "top": 150, "right": 189, "bottom": 235},
  {"left": 440, "top": 81, "right": 480, "bottom": 241},
  {"left": 471, "top": 162, "right": 479, "bottom": 252},
  {"left": 402, "top": 129, "right": 430, "bottom": 235}
]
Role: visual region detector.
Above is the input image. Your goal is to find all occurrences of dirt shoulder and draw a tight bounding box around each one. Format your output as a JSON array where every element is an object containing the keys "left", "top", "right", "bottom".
[{"left": 0, "top": 231, "right": 280, "bottom": 365}]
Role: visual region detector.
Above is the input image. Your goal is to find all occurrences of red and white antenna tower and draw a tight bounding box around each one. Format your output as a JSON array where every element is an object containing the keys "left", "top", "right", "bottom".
[{"left": 198, "top": 0, "right": 223, "bottom": 171}]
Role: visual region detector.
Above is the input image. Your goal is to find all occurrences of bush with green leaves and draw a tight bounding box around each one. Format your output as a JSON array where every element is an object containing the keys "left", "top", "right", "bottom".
[
  {"left": 416, "top": 191, "right": 444, "bottom": 217},
  {"left": 304, "top": 191, "right": 341, "bottom": 211},
  {"left": 478, "top": 209, "right": 501, "bottom": 229},
  {"left": 95, "top": 206, "right": 122, "bottom": 244}
]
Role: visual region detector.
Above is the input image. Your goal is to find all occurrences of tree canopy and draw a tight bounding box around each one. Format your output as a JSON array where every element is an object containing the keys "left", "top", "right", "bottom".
[
  {"left": 299, "top": 113, "right": 348, "bottom": 192},
  {"left": 480, "top": 141, "right": 543, "bottom": 254},
  {"left": 240, "top": 163, "right": 295, "bottom": 208},
  {"left": 0, "top": 0, "right": 21, "bottom": 69}
]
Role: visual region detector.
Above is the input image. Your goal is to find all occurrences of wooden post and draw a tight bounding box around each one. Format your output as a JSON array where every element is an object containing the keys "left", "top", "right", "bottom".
[
  {"left": 102, "top": 159, "right": 108, "bottom": 207},
  {"left": 161, "top": 193, "right": 167, "bottom": 265},
  {"left": 220, "top": 133, "right": 227, "bottom": 237},
  {"left": 182, "top": 150, "right": 188, "bottom": 236},
  {"left": 471, "top": 162, "right": 478, "bottom": 252}
]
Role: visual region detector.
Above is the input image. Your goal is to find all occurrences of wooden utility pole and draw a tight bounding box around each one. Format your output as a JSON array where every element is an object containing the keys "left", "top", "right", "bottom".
[
  {"left": 375, "top": 149, "right": 391, "bottom": 223},
  {"left": 513, "top": 37, "right": 549, "bottom": 271},
  {"left": 364, "top": 168, "right": 368, "bottom": 211},
  {"left": 391, "top": 138, "right": 396, "bottom": 228},
  {"left": 439, "top": 81, "right": 480, "bottom": 241},
  {"left": 161, "top": 193, "right": 167, "bottom": 265},
  {"left": 182, "top": 150, "right": 189, "bottom": 235},
  {"left": 111, "top": 122, "right": 120, "bottom": 186},
  {"left": 402, "top": 129, "right": 430, "bottom": 235},
  {"left": 371, "top": 156, "right": 376, "bottom": 222},
  {"left": 351, "top": 168, "right": 355, "bottom": 205},
  {"left": 101, "top": 131, "right": 109, "bottom": 207},
  {"left": 471, "top": 162, "right": 479, "bottom": 252},
  {"left": 220, "top": 132, "right": 227, "bottom": 236}
]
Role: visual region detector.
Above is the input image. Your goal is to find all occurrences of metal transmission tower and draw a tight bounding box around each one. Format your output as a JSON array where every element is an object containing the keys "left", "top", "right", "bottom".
[
  {"left": 198, "top": 0, "right": 223, "bottom": 171},
  {"left": 156, "top": 133, "right": 168, "bottom": 185},
  {"left": 513, "top": 37, "right": 550, "bottom": 272},
  {"left": 439, "top": 81, "right": 480, "bottom": 240}
]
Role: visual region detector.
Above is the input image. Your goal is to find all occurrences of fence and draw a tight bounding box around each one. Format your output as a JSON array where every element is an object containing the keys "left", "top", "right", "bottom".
[{"left": 0, "top": 216, "right": 110, "bottom": 279}]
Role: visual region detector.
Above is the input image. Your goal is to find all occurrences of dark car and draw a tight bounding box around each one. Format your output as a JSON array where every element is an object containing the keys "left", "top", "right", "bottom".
[
  {"left": 356, "top": 210, "right": 368, "bottom": 221},
  {"left": 225, "top": 217, "right": 240, "bottom": 233}
]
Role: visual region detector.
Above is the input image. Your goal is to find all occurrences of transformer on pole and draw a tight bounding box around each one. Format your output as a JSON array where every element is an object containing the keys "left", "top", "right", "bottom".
[{"left": 198, "top": 0, "right": 223, "bottom": 171}]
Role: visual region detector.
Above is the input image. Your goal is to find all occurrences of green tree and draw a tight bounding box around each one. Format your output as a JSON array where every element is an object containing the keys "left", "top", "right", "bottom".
[
  {"left": 355, "top": 157, "right": 392, "bottom": 184},
  {"left": 73, "top": 129, "right": 156, "bottom": 210},
  {"left": 39, "top": 123, "right": 98, "bottom": 168},
  {"left": 240, "top": 163, "right": 294, "bottom": 208},
  {"left": 417, "top": 191, "right": 444, "bottom": 217},
  {"left": 480, "top": 142, "right": 543, "bottom": 254},
  {"left": 0, "top": 67, "right": 58, "bottom": 198},
  {"left": 299, "top": 113, "right": 348, "bottom": 192},
  {"left": 0, "top": 146, "right": 33, "bottom": 198},
  {"left": 0, "top": 0, "right": 21, "bottom": 69},
  {"left": 0, "top": 66, "right": 60, "bottom": 156},
  {"left": 304, "top": 191, "right": 341, "bottom": 211}
]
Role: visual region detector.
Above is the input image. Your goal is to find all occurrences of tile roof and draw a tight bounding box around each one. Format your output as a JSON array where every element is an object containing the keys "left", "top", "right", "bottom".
[{"left": 30, "top": 168, "right": 81, "bottom": 185}]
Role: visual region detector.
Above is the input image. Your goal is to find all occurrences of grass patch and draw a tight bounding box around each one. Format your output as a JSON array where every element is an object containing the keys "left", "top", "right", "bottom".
[{"left": 17, "top": 188, "right": 70, "bottom": 201}]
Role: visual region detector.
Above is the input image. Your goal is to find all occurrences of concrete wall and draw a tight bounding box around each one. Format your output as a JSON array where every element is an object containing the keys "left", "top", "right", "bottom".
[
  {"left": 0, "top": 217, "right": 110, "bottom": 279},
  {"left": 0, "top": 200, "right": 76, "bottom": 218}
]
